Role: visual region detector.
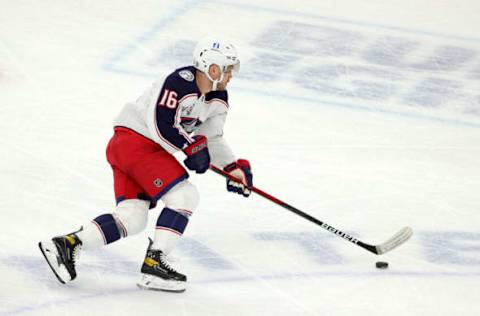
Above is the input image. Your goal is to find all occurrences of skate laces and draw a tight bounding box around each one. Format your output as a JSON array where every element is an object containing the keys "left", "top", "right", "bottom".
[
  {"left": 71, "top": 243, "right": 82, "bottom": 264},
  {"left": 159, "top": 253, "right": 177, "bottom": 273}
]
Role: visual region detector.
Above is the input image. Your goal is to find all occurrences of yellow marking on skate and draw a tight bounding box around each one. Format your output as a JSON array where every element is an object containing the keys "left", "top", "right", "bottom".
[
  {"left": 65, "top": 235, "right": 76, "bottom": 245},
  {"left": 144, "top": 257, "right": 158, "bottom": 267}
]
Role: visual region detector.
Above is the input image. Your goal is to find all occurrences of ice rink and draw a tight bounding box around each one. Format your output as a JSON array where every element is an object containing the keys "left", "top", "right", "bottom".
[{"left": 1, "top": 0, "right": 479, "bottom": 315}]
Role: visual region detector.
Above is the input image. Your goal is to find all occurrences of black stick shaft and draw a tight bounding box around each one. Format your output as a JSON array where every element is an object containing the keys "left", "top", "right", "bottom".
[{"left": 209, "top": 165, "right": 378, "bottom": 255}]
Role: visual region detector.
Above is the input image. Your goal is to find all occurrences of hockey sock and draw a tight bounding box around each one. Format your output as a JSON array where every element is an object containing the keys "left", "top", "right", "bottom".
[
  {"left": 77, "top": 214, "right": 125, "bottom": 249},
  {"left": 152, "top": 208, "right": 189, "bottom": 255}
]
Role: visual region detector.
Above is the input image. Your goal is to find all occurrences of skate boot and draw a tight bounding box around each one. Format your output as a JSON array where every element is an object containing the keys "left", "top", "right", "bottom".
[
  {"left": 137, "top": 238, "right": 187, "bottom": 292},
  {"left": 38, "top": 229, "right": 83, "bottom": 284}
]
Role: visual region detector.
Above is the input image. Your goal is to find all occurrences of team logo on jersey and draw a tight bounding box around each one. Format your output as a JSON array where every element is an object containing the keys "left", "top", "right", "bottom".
[
  {"left": 179, "top": 70, "right": 194, "bottom": 82},
  {"left": 180, "top": 117, "right": 200, "bottom": 133},
  {"left": 183, "top": 103, "right": 195, "bottom": 115}
]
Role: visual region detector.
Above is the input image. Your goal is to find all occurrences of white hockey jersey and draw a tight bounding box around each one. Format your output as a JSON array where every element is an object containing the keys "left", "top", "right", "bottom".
[{"left": 113, "top": 66, "right": 236, "bottom": 168}]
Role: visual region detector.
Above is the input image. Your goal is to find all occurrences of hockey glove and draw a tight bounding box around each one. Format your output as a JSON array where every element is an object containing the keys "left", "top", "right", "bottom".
[
  {"left": 223, "top": 159, "right": 253, "bottom": 197},
  {"left": 183, "top": 136, "right": 210, "bottom": 174}
]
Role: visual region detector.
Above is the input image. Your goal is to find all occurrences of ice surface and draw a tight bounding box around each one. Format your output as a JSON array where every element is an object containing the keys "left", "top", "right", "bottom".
[{"left": 1, "top": 0, "right": 479, "bottom": 315}]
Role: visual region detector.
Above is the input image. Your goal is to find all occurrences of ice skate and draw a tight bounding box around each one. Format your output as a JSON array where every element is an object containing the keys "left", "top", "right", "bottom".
[
  {"left": 137, "top": 239, "right": 186, "bottom": 292},
  {"left": 38, "top": 229, "right": 83, "bottom": 284}
]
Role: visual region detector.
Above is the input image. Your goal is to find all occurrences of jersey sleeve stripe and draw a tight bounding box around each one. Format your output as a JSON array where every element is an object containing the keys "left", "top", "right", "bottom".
[{"left": 179, "top": 93, "right": 198, "bottom": 104}]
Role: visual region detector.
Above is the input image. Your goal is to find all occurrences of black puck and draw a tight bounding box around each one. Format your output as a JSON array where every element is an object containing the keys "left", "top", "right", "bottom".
[{"left": 375, "top": 261, "right": 389, "bottom": 269}]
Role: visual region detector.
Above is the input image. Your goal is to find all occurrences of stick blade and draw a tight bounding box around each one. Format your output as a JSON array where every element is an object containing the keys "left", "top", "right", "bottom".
[{"left": 375, "top": 226, "right": 413, "bottom": 255}]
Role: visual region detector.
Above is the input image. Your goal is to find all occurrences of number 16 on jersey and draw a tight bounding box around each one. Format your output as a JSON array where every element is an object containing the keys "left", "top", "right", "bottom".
[{"left": 159, "top": 89, "right": 178, "bottom": 109}]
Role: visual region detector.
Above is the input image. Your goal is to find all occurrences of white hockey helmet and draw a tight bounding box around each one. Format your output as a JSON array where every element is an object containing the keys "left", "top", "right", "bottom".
[{"left": 193, "top": 38, "right": 240, "bottom": 90}]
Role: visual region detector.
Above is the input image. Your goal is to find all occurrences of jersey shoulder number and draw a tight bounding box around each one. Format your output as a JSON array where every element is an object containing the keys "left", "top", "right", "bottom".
[
  {"left": 157, "top": 67, "right": 198, "bottom": 109},
  {"left": 158, "top": 89, "right": 178, "bottom": 109}
]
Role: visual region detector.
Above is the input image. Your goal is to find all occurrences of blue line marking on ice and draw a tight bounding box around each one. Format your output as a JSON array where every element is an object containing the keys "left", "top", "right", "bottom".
[
  {"left": 237, "top": 87, "right": 480, "bottom": 129},
  {"left": 3, "top": 229, "right": 478, "bottom": 315},
  {"left": 177, "top": 238, "right": 236, "bottom": 270},
  {"left": 196, "top": 270, "right": 480, "bottom": 285},
  {"left": 101, "top": 1, "right": 480, "bottom": 129},
  {"left": 2, "top": 269, "right": 479, "bottom": 315},
  {"left": 254, "top": 232, "right": 346, "bottom": 264},
  {"left": 419, "top": 231, "right": 480, "bottom": 265},
  {"left": 102, "top": 0, "right": 196, "bottom": 75},
  {"left": 209, "top": 0, "right": 480, "bottom": 43}
]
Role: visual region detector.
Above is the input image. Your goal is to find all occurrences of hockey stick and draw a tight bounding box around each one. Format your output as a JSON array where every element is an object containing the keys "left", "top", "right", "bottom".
[{"left": 210, "top": 164, "right": 412, "bottom": 255}]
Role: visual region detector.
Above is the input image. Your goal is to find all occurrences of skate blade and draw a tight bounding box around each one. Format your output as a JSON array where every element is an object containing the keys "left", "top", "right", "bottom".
[
  {"left": 137, "top": 274, "right": 186, "bottom": 293},
  {"left": 38, "top": 241, "right": 71, "bottom": 284}
]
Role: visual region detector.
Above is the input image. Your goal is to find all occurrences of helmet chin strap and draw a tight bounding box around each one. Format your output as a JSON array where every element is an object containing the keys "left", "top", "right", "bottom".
[{"left": 206, "top": 69, "right": 224, "bottom": 91}]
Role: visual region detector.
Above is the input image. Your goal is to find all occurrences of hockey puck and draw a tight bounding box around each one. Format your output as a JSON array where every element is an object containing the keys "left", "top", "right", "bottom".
[{"left": 375, "top": 261, "right": 389, "bottom": 269}]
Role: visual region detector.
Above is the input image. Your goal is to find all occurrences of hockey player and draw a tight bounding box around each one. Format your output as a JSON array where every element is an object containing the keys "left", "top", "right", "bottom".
[{"left": 38, "top": 39, "right": 253, "bottom": 292}]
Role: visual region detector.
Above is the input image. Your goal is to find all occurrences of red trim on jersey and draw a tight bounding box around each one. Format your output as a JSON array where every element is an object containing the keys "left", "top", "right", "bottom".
[
  {"left": 178, "top": 93, "right": 197, "bottom": 104},
  {"left": 155, "top": 227, "right": 183, "bottom": 235}
]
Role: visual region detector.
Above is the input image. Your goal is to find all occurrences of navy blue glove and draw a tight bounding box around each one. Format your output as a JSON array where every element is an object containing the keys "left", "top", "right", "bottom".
[
  {"left": 223, "top": 159, "right": 253, "bottom": 197},
  {"left": 183, "top": 136, "right": 210, "bottom": 174}
]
